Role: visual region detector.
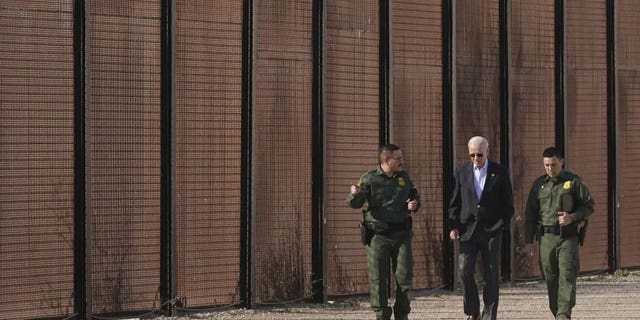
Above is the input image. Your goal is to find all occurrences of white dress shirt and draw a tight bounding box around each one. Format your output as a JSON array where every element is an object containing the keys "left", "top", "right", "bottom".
[{"left": 473, "top": 162, "right": 488, "bottom": 200}]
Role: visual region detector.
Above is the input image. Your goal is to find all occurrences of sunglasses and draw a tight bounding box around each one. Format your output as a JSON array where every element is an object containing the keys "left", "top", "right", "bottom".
[{"left": 469, "top": 153, "right": 484, "bottom": 158}]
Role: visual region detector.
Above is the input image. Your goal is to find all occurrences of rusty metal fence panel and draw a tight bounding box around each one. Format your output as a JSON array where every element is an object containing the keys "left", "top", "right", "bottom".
[
  {"left": 616, "top": 0, "right": 640, "bottom": 269},
  {"left": 510, "top": 0, "right": 556, "bottom": 279},
  {"left": 87, "top": 0, "right": 161, "bottom": 314},
  {"left": 325, "top": 0, "right": 379, "bottom": 295},
  {"left": 565, "top": 0, "right": 609, "bottom": 272},
  {"left": 253, "top": 0, "right": 313, "bottom": 303},
  {"left": 0, "top": 1, "right": 75, "bottom": 319},
  {"left": 174, "top": 0, "right": 243, "bottom": 308},
  {"left": 454, "top": 0, "right": 501, "bottom": 164},
  {"left": 391, "top": 0, "right": 445, "bottom": 289}
]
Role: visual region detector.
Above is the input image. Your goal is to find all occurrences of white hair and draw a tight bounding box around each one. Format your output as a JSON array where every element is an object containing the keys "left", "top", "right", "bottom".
[{"left": 468, "top": 136, "right": 489, "bottom": 149}]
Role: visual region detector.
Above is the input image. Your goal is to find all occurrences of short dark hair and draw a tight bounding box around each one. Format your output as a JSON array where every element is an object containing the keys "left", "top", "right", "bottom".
[
  {"left": 543, "top": 147, "right": 564, "bottom": 159},
  {"left": 380, "top": 144, "right": 400, "bottom": 154},
  {"left": 379, "top": 144, "right": 401, "bottom": 161}
]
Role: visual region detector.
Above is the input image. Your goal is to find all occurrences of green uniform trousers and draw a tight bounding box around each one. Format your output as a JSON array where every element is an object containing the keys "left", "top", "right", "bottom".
[
  {"left": 539, "top": 233, "right": 579, "bottom": 319},
  {"left": 367, "top": 230, "right": 413, "bottom": 320}
]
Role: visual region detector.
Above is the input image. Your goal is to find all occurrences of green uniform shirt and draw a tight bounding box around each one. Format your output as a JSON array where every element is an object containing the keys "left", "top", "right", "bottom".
[
  {"left": 346, "top": 166, "right": 420, "bottom": 223},
  {"left": 524, "top": 170, "right": 594, "bottom": 243}
]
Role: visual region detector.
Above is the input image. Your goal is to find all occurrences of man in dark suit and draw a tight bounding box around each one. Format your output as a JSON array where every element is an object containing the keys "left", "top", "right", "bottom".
[{"left": 448, "top": 136, "right": 514, "bottom": 320}]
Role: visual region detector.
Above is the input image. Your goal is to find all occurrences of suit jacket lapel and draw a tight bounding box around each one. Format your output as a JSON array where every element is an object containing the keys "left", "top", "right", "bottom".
[
  {"left": 480, "top": 161, "right": 495, "bottom": 200},
  {"left": 466, "top": 163, "right": 474, "bottom": 195},
  {"left": 465, "top": 163, "right": 479, "bottom": 202}
]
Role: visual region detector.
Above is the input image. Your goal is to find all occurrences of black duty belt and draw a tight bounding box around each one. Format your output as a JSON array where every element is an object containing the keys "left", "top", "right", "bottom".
[
  {"left": 543, "top": 225, "right": 561, "bottom": 235},
  {"left": 370, "top": 217, "right": 412, "bottom": 235},
  {"left": 542, "top": 224, "right": 577, "bottom": 237},
  {"left": 386, "top": 220, "right": 410, "bottom": 232}
]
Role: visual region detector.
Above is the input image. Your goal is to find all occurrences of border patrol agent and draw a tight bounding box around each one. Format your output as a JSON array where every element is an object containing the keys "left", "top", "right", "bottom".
[
  {"left": 347, "top": 144, "right": 420, "bottom": 320},
  {"left": 524, "top": 147, "right": 594, "bottom": 320}
]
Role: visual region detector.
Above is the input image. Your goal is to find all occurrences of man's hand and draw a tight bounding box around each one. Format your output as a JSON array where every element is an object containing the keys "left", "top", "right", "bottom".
[
  {"left": 449, "top": 229, "right": 460, "bottom": 241},
  {"left": 350, "top": 184, "right": 361, "bottom": 195},
  {"left": 407, "top": 199, "right": 418, "bottom": 212},
  {"left": 523, "top": 242, "right": 538, "bottom": 256},
  {"left": 558, "top": 211, "right": 574, "bottom": 226}
]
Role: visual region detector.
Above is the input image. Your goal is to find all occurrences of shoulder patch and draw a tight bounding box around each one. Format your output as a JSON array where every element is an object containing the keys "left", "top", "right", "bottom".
[
  {"left": 563, "top": 181, "right": 571, "bottom": 189},
  {"left": 359, "top": 169, "right": 377, "bottom": 184}
]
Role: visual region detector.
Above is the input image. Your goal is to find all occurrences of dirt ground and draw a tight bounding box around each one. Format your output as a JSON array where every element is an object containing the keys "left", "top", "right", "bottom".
[{"left": 162, "top": 271, "right": 640, "bottom": 320}]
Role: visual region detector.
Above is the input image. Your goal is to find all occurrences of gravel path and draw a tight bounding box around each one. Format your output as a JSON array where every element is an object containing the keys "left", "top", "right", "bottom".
[{"left": 162, "top": 272, "right": 640, "bottom": 320}]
